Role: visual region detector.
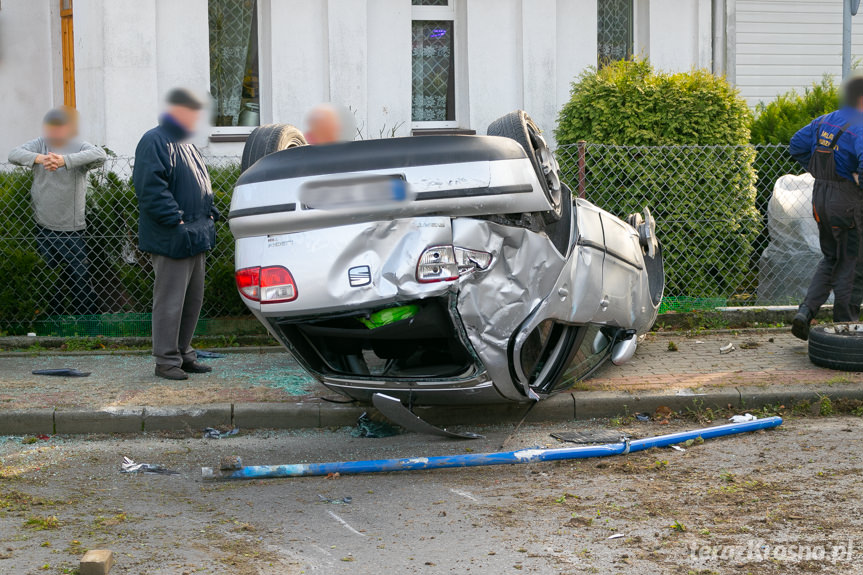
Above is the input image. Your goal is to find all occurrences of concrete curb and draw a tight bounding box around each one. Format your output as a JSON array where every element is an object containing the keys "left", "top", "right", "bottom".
[{"left": 1, "top": 384, "right": 862, "bottom": 435}]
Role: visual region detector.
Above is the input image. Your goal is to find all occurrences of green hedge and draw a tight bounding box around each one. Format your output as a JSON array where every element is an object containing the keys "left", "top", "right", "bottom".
[
  {"left": 0, "top": 162, "right": 244, "bottom": 334},
  {"left": 555, "top": 59, "right": 760, "bottom": 299},
  {"left": 750, "top": 77, "right": 838, "bottom": 146}
]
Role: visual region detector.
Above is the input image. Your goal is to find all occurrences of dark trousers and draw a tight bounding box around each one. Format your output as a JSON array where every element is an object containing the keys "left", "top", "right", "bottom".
[
  {"left": 803, "top": 183, "right": 863, "bottom": 322},
  {"left": 151, "top": 253, "right": 205, "bottom": 367},
  {"left": 36, "top": 226, "right": 98, "bottom": 316}
]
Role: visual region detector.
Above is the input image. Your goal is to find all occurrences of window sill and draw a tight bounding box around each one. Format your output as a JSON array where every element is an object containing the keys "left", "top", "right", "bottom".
[
  {"left": 209, "top": 133, "right": 251, "bottom": 143},
  {"left": 411, "top": 128, "right": 476, "bottom": 136}
]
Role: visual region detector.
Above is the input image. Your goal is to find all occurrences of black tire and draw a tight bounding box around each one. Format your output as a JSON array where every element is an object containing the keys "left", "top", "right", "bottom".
[
  {"left": 487, "top": 110, "right": 563, "bottom": 223},
  {"left": 240, "top": 123, "right": 307, "bottom": 173},
  {"left": 808, "top": 324, "right": 863, "bottom": 371}
]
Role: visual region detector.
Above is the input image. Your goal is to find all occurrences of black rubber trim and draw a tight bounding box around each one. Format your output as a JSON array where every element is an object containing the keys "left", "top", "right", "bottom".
[
  {"left": 236, "top": 135, "right": 528, "bottom": 186},
  {"left": 577, "top": 238, "right": 606, "bottom": 252},
  {"left": 229, "top": 203, "right": 296, "bottom": 219},
  {"left": 605, "top": 247, "right": 643, "bottom": 270},
  {"left": 416, "top": 184, "right": 533, "bottom": 201},
  {"left": 577, "top": 238, "right": 642, "bottom": 270}
]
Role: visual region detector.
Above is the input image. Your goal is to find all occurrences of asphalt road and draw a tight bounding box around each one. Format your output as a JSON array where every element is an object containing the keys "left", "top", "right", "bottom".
[{"left": 1, "top": 416, "right": 862, "bottom": 574}]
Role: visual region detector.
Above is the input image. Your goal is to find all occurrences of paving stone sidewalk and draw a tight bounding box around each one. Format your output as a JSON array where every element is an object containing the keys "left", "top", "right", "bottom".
[
  {"left": 0, "top": 330, "right": 857, "bottom": 412},
  {"left": 590, "top": 330, "right": 861, "bottom": 392}
]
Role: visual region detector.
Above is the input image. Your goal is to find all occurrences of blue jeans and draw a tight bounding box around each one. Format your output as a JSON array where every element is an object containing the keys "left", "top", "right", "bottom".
[{"left": 36, "top": 226, "right": 98, "bottom": 315}]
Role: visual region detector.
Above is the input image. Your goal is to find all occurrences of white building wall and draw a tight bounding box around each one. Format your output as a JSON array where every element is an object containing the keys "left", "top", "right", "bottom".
[
  {"left": 735, "top": 0, "right": 863, "bottom": 107},
  {"left": 366, "top": 0, "right": 412, "bottom": 138},
  {"left": 0, "top": 0, "right": 58, "bottom": 159},
  {"left": 648, "top": 0, "right": 712, "bottom": 72},
  {"left": 0, "top": 0, "right": 717, "bottom": 158}
]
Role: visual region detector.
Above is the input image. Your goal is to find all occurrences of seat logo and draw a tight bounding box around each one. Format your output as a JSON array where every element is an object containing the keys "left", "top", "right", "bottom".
[{"left": 348, "top": 265, "right": 371, "bottom": 287}]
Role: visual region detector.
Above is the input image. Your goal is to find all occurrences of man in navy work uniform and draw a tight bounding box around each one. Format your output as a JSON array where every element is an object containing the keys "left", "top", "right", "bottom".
[
  {"left": 789, "top": 77, "right": 863, "bottom": 340},
  {"left": 133, "top": 88, "right": 220, "bottom": 380}
]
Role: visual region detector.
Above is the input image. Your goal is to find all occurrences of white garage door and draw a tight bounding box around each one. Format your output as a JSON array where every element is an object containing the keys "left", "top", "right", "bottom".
[{"left": 735, "top": 0, "right": 863, "bottom": 108}]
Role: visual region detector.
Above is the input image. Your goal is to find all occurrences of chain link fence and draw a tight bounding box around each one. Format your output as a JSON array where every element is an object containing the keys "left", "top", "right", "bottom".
[
  {"left": 0, "top": 156, "right": 243, "bottom": 336},
  {"left": 0, "top": 143, "right": 815, "bottom": 336},
  {"left": 556, "top": 142, "right": 812, "bottom": 312}
]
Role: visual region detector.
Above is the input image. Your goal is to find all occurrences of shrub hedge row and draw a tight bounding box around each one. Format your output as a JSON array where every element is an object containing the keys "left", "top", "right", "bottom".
[
  {"left": 0, "top": 163, "right": 243, "bottom": 334},
  {"left": 555, "top": 60, "right": 760, "bottom": 299}
]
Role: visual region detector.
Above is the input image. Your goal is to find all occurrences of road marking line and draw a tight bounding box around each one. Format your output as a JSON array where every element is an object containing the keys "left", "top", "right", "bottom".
[
  {"left": 450, "top": 488, "right": 478, "bottom": 502},
  {"left": 327, "top": 510, "right": 365, "bottom": 537}
]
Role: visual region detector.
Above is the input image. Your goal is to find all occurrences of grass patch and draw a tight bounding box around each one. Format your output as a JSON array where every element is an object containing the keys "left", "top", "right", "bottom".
[{"left": 23, "top": 515, "right": 61, "bottom": 530}]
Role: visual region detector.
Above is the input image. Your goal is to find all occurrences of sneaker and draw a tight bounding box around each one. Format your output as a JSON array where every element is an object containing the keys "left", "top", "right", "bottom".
[
  {"left": 791, "top": 304, "right": 812, "bottom": 341},
  {"left": 155, "top": 364, "right": 189, "bottom": 380},
  {"left": 181, "top": 361, "right": 213, "bottom": 374}
]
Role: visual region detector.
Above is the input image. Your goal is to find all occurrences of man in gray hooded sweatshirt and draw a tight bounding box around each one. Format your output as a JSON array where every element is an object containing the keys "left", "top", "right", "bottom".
[{"left": 8, "top": 108, "right": 106, "bottom": 315}]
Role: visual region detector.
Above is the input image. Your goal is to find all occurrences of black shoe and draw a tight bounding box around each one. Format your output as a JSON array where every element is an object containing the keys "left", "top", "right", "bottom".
[
  {"left": 792, "top": 304, "right": 812, "bottom": 341},
  {"left": 155, "top": 365, "right": 189, "bottom": 380},
  {"left": 181, "top": 361, "right": 213, "bottom": 374}
]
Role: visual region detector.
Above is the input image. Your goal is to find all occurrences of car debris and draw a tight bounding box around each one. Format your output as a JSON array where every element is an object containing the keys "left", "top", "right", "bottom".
[
  {"left": 195, "top": 350, "right": 226, "bottom": 359},
  {"left": 351, "top": 412, "right": 400, "bottom": 438},
  {"left": 121, "top": 456, "right": 179, "bottom": 475},
  {"left": 550, "top": 430, "right": 629, "bottom": 444},
  {"left": 32, "top": 368, "right": 91, "bottom": 377},
  {"left": 669, "top": 445, "right": 686, "bottom": 452},
  {"left": 728, "top": 413, "right": 757, "bottom": 423},
  {"left": 372, "top": 393, "right": 484, "bottom": 439},
  {"left": 719, "top": 342, "right": 735, "bottom": 354},
  {"left": 317, "top": 494, "right": 352, "bottom": 505},
  {"left": 634, "top": 413, "right": 651, "bottom": 422},
  {"left": 203, "top": 427, "right": 239, "bottom": 439},
  {"left": 228, "top": 110, "right": 664, "bottom": 432},
  {"left": 201, "top": 417, "right": 783, "bottom": 480},
  {"left": 607, "top": 534, "right": 626, "bottom": 540}
]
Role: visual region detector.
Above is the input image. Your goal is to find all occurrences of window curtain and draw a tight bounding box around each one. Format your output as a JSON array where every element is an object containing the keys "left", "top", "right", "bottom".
[{"left": 209, "top": 0, "right": 258, "bottom": 126}]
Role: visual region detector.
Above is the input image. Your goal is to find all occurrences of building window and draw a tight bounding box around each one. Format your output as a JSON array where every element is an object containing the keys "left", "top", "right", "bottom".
[
  {"left": 597, "top": 0, "right": 633, "bottom": 66},
  {"left": 412, "top": 0, "right": 457, "bottom": 127},
  {"left": 208, "top": 0, "right": 260, "bottom": 128}
]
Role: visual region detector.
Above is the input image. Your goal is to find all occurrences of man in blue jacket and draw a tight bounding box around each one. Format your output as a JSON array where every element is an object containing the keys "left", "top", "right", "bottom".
[
  {"left": 789, "top": 77, "right": 863, "bottom": 340},
  {"left": 133, "top": 89, "right": 220, "bottom": 380}
]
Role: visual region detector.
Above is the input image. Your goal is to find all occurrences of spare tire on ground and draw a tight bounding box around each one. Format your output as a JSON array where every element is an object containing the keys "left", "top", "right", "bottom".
[
  {"left": 808, "top": 324, "right": 863, "bottom": 371},
  {"left": 487, "top": 110, "right": 563, "bottom": 223},
  {"left": 241, "top": 123, "right": 307, "bottom": 173}
]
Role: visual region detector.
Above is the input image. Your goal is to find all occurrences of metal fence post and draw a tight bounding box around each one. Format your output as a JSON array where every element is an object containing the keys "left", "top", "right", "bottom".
[{"left": 577, "top": 140, "right": 586, "bottom": 199}]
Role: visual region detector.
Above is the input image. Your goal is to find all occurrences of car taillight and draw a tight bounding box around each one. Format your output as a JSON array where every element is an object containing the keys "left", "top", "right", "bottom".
[
  {"left": 235, "top": 266, "right": 298, "bottom": 303},
  {"left": 260, "top": 265, "right": 298, "bottom": 303},
  {"left": 416, "top": 246, "right": 459, "bottom": 283},
  {"left": 235, "top": 267, "right": 261, "bottom": 301},
  {"left": 416, "top": 246, "right": 492, "bottom": 283}
]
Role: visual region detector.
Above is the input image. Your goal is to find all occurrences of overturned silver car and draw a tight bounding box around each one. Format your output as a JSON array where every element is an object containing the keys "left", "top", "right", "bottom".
[{"left": 229, "top": 111, "right": 663, "bottom": 406}]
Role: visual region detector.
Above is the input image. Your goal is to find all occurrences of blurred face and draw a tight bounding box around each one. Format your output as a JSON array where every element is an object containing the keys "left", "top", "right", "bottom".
[
  {"left": 43, "top": 123, "right": 73, "bottom": 148},
  {"left": 305, "top": 107, "right": 342, "bottom": 145},
  {"left": 168, "top": 105, "right": 202, "bottom": 134}
]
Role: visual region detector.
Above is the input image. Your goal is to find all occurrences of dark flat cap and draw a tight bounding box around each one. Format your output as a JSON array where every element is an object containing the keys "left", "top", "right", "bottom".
[
  {"left": 166, "top": 88, "right": 204, "bottom": 110},
  {"left": 43, "top": 108, "right": 71, "bottom": 126}
]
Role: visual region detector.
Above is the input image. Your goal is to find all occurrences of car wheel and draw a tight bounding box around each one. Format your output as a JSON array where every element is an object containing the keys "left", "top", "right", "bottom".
[
  {"left": 487, "top": 110, "right": 563, "bottom": 223},
  {"left": 240, "top": 123, "right": 307, "bottom": 173},
  {"left": 808, "top": 324, "right": 863, "bottom": 371}
]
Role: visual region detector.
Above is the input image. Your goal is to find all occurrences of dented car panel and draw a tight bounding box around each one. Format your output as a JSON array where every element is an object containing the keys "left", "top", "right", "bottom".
[{"left": 229, "top": 133, "right": 663, "bottom": 406}]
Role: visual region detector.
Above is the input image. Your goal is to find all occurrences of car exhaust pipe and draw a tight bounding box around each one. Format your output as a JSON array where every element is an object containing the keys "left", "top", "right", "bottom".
[{"left": 202, "top": 417, "right": 783, "bottom": 480}]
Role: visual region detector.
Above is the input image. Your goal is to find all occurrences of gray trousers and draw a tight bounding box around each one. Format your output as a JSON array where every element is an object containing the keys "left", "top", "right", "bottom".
[{"left": 151, "top": 253, "right": 205, "bottom": 367}]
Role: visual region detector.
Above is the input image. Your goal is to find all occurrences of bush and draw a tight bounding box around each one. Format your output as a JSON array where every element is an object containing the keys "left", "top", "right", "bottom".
[
  {"left": 750, "top": 77, "right": 838, "bottom": 145},
  {"left": 0, "top": 160, "right": 245, "bottom": 333},
  {"left": 554, "top": 59, "right": 760, "bottom": 300}
]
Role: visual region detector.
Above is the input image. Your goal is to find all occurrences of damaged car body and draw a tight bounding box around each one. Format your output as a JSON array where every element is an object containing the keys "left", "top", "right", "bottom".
[{"left": 229, "top": 111, "right": 664, "bottom": 407}]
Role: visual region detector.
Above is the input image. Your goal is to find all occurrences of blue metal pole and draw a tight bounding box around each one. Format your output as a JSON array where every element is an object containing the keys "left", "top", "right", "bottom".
[{"left": 202, "top": 416, "right": 782, "bottom": 480}]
